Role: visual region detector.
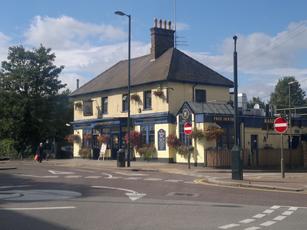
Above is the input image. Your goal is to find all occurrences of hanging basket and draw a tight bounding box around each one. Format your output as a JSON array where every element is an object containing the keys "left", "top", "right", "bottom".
[
  {"left": 74, "top": 102, "right": 83, "bottom": 110},
  {"left": 131, "top": 94, "right": 141, "bottom": 103}
]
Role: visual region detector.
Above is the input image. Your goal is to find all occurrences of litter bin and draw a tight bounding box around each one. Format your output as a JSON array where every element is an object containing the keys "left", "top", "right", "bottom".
[{"left": 117, "top": 149, "right": 125, "bottom": 167}]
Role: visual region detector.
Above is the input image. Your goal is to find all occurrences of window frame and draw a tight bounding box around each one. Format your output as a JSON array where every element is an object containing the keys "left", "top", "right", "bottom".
[
  {"left": 140, "top": 124, "right": 155, "bottom": 145},
  {"left": 83, "top": 100, "right": 93, "bottom": 116},
  {"left": 195, "top": 89, "right": 207, "bottom": 103},
  {"left": 122, "top": 94, "right": 128, "bottom": 112},
  {"left": 143, "top": 90, "right": 152, "bottom": 110},
  {"left": 101, "top": 97, "right": 108, "bottom": 114}
]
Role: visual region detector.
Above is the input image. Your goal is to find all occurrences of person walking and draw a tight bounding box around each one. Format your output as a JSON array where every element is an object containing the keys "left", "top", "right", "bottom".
[{"left": 36, "top": 142, "right": 44, "bottom": 163}]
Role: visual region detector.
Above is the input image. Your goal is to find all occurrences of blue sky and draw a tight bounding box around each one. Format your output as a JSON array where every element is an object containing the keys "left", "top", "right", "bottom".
[{"left": 0, "top": 0, "right": 307, "bottom": 100}]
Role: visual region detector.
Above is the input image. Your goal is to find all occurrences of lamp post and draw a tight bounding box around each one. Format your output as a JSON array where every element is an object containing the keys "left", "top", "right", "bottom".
[
  {"left": 231, "top": 35, "right": 243, "bottom": 180},
  {"left": 115, "top": 10, "right": 131, "bottom": 167},
  {"left": 288, "top": 80, "right": 296, "bottom": 169}
]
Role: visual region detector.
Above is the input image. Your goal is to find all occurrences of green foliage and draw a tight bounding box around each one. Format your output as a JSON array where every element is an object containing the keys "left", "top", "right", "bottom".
[
  {"left": 79, "top": 148, "right": 91, "bottom": 159},
  {"left": 0, "top": 138, "right": 18, "bottom": 159},
  {"left": 190, "top": 129, "right": 205, "bottom": 140},
  {"left": 270, "top": 76, "right": 306, "bottom": 108},
  {"left": 247, "top": 97, "right": 265, "bottom": 109},
  {"left": 0, "top": 45, "right": 72, "bottom": 155},
  {"left": 177, "top": 145, "right": 194, "bottom": 156},
  {"left": 137, "top": 144, "right": 157, "bottom": 161},
  {"left": 167, "top": 134, "right": 182, "bottom": 149}
]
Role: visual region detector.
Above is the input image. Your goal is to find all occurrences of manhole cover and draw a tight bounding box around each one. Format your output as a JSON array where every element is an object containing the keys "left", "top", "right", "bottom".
[{"left": 167, "top": 192, "right": 199, "bottom": 197}]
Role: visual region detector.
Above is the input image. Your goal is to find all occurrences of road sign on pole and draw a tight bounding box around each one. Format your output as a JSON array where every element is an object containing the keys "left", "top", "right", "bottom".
[
  {"left": 274, "top": 117, "right": 288, "bottom": 178},
  {"left": 184, "top": 122, "right": 192, "bottom": 135},
  {"left": 274, "top": 117, "right": 288, "bottom": 134}
]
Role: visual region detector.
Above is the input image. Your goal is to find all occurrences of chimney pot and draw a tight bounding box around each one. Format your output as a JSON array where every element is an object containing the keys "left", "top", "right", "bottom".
[
  {"left": 154, "top": 18, "right": 157, "bottom": 27},
  {"left": 77, "top": 79, "right": 80, "bottom": 89},
  {"left": 168, "top": 21, "right": 172, "bottom": 30},
  {"left": 159, "top": 19, "right": 162, "bottom": 28},
  {"left": 164, "top": 20, "right": 167, "bottom": 29}
]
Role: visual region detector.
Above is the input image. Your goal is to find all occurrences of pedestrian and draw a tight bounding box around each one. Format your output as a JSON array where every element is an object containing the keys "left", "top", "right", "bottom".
[
  {"left": 98, "top": 142, "right": 107, "bottom": 160},
  {"left": 36, "top": 142, "right": 44, "bottom": 163}
]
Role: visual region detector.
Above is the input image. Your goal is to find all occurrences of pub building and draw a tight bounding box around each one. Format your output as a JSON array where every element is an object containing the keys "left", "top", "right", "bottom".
[{"left": 70, "top": 19, "right": 307, "bottom": 168}]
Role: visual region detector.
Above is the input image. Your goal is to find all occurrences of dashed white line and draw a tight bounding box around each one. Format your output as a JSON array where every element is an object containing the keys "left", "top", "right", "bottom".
[
  {"left": 164, "top": 179, "right": 183, "bottom": 183},
  {"left": 260, "top": 221, "right": 276, "bottom": 227},
  {"left": 253, "top": 214, "right": 266, "bottom": 219},
  {"left": 289, "top": 207, "right": 298, "bottom": 211},
  {"left": 282, "top": 210, "right": 293, "bottom": 216},
  {"left": 274, "top": 215, "right": 287, "bottom": 221},
  {"left": 271, "top": 205, "right": 280, "bottom": 209},
  {"left": 263, "top": 209, "right": 274, "bottom": 214},
  {"left": 184, "top": 181, "right": 195, "bottom": 184},
  {"left": 144, "top": 178, "right": 162, "bottom": 181},
  {"left": 218, "top": 223, "right": 240, "bottom": 229},
  {"left": 244, "top": 227, "right": 260, "bottom": 230},
  {"left": 239, "top": 219, "right": 255, "bottom": 224}
]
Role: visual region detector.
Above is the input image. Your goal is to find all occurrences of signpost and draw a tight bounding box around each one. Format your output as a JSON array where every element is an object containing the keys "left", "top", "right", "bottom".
[
  {"left": 184, "top": 122, "right": 192, "bottom": 135},
  {"left": 274, "top": 117, "right": 288, "bottom": 178}
]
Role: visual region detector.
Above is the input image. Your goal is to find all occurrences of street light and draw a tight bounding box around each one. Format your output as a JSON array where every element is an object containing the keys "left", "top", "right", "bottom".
[
  {"left": 288, "top": 80, "right": 297, "bottom": 169},
  {"left": 115, "top": 10, "right": 131, "bottom": 167}
]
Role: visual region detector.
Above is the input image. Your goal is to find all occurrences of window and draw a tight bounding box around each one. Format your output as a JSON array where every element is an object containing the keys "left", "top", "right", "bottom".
[
  {"left": 195, "top": 89, "right": 206, "bottom": 103},
  {"left": 140, "top": 125, "right": 155, "bottom": 145},
  {"left": 122, "top": 94, "right": 128, "bottom": 112},
  {"left": 101, "top": 97, "right": 108, "bottom": 114},
  {"left": 83, "top": 100, "right": 93, "bottom": 116},
  {"left": 216, "top": 125, "right": 234, "bottom": 150},
  {"left": 144, "top": 90, "right": 152, "bottom": 110}
]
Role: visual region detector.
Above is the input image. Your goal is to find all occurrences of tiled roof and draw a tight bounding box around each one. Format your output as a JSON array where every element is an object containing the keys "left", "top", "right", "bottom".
[
  {"left": 70, "top": 48, "right": 233, "bottom": 97},
  {"left": 185, "top": 101, "right": 234, "bottom": 115}
]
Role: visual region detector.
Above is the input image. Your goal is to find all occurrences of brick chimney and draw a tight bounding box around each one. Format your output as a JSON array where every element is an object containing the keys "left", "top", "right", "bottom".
[{"left": 150, "top": 18, "right": 174, "bottom": 59}]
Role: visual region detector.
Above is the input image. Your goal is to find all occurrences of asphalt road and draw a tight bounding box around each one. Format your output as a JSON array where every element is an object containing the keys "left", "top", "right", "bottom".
[{"left": 0, "top": 161, "right": 307, "bottom": 230}]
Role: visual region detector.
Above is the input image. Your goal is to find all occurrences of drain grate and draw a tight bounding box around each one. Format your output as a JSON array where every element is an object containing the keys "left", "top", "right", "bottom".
[{"left": 167, "top": 192, "right": 199, "bottom": 197}]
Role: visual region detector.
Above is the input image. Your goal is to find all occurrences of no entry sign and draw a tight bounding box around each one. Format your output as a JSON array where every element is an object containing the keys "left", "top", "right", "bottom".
[
  {"left": 274, "top": 117, "right": 288, "bottom": 134},
  {"left": 184, "top": 122, "right": 192, "bottom": 135}
]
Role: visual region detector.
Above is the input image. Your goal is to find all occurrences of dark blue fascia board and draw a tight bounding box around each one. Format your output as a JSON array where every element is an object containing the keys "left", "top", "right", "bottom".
[
  {"left": 72, "top": 117, "right": 126, "bottom": 129},
  {"left": 133, "top": 112, "right": 176, "bottom": 125}
]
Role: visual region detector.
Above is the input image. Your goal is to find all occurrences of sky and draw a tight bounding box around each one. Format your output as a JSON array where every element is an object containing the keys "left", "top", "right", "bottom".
[{"left": 0, "top": 0, "right": 307, "bottom": 101}]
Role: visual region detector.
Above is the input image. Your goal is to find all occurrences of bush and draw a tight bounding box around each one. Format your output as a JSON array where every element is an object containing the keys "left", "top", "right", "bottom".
[
  {"left": 0, "top": 138, "right": 18, "bottom": 159},
  {"left": 79, "top": 148, "right": 91, "bottom": 159},
  {"left": 137, "top": 145, "right": 157, "bottom": 161}
]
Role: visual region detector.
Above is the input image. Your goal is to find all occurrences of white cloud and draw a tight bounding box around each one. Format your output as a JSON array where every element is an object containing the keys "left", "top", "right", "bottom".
[
  {"left": 24, "top": 16, "right": 126, "bottom": 49},
  {"left": 185, "top": 20, "right": 307, "bottom": 99},
  {"left": 176, "top": 22, "right": 190, "bottom": 31},
  {"left": 59, "top": 72, "right": 89, "bottom": 92},
  {"left": 0, "top": 32, "right": 11, "bottom": 63}
]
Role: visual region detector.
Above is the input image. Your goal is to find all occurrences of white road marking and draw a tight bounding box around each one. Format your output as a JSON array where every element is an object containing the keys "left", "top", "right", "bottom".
[
  {"left": 244, "top": 227, "right": 261, "bottom": 230},
  {"left": 218, "top": 223, "right": 240, "bottom": 229},
  {"left": 92, "top": 185, "right": 146, "bottom": 201},
  {"left": 48, "top": 170, "right": 74, "bottom": 175},
  {"left": 183, "top": 181, "right": 195, "bottom": 184},
  {"left": 107, "top": 176, "right": 121, "bottom": 179},
  {"left": 164, "top": 179, "right": 183, "bottom": 183},
  {"left": 84, "top": 176, "right": 101, "bottom": 179},
  {"left": 14, "top": 174, "right": 58, "bottom": 178},
  {"left": 101, "top": 172, "right": 113, "bottom": 178},
  {"left": 115, "top": 171, "right": 147, "bottom": 177},
  {"left": 0, "top": 206, "right": 76, "bottom": 211},
  {"left": 260, "top": 221, "right": 276, "bottom": 227},
  {"left": 0, "top": 185, "right": 30, "bottom": 189},
  {"left": 64, "top": 175, "right": 82, "bottom": 178},
  {"left": 271, "top": 205, "right": 280, "bottom": 209},
  {"left": 274, "top": 215, "right": 287, "bottom": 221},
  {"left": 263, "top": 209, "right": 274, "bottom": 214},
  {"left": 289, "top": 207, "right": 298, "bottom": 211},
  {"left": 239, "top": 219, "right": 255, "bottom": 224},
  {"left": 144, "top": 178, "right": 162, "bottom": 181},
  {"left": 282, "top": 210, "right": 293, "bottom": 216},
  {"left": 253, "top": 214, "right": 266, "bottom": 218}
]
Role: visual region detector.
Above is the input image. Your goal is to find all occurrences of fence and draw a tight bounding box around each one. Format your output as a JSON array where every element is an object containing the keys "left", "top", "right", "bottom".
[{"left": 205, "top": 145, "right": 304, "bottom": 169}]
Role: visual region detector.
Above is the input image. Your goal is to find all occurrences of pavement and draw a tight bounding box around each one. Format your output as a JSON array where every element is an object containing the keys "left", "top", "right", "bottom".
[{"left": 1, "top": 158, "right": 307, "bottom": 193}]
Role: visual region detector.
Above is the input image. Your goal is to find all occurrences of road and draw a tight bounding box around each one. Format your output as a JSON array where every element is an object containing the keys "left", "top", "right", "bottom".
[{"left": 0, "top": 161, "right": 306, "bottom": 230}]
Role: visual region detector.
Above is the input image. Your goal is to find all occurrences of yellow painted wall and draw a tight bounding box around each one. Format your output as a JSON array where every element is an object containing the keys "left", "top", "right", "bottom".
[{"left": 168, "top": 82, "right": 230, "bottom": 115}]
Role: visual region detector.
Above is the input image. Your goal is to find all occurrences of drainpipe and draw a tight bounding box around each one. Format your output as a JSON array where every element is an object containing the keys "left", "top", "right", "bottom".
[{"left": 192, "top": 84, "right": 197, "bottom": 102}]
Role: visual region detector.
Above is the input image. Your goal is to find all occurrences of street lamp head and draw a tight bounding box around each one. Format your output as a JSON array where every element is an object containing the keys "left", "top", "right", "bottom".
[
  {"left": 288, "top": 81, "right": 297, "bottom": 85},
  {"left": 115, "top": 11, "right": 126, "bottom": 16}
]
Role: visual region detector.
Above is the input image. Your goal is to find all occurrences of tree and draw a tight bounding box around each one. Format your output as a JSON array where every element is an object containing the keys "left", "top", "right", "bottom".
[
  {"left": 0, "top": 45, "right": 71, "bottom": 157},
  {"left": 270, "top": 76, "right": 306, "bottom": 108},
  {"left": 247, "top": 97, "right": 265, "bottom": 109}
]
